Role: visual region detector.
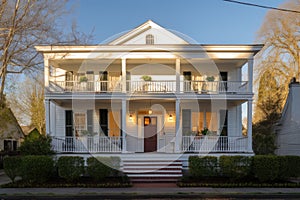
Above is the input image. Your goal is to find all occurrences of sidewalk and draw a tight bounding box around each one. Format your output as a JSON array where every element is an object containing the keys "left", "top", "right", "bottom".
[
  {"left": 1, "top": 171, "right": 300, "bottom": 199},
  {"left": 1, "top": 186, "right": 300, "bottom": 199}
]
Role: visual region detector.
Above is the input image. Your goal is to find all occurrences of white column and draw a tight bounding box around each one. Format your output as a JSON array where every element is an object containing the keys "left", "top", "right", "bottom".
[
  {"left": 176, "top": 58, "right": 180, "bottom": 93},
  {"left": 248, "top": 57, "right": 254, "bottom": 93},
  {"left": 247, "top": 100, "right": 253, "bottom": 152},
  {"left": 44, "top": 57, "right": 49, "bottom": 89},
  {"left": 45, "top": 99, "right": 51, "bottom": 135},
  {"left": 203, "top": 108, "right": 207, "bottom": 128},
  {"left": 121, "top": 99, "right": 127, "bottom": 153},
  {"left": 175, "top": 99, "right": 181, "bottom": 152},
  {"left": 122, "top": 58, "right": 126, "bottom": 93}
]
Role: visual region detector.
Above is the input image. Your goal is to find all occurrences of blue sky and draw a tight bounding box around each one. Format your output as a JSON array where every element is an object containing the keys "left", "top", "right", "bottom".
[{"left": 71, "top": 0, "right": 285, "bottom": 44}]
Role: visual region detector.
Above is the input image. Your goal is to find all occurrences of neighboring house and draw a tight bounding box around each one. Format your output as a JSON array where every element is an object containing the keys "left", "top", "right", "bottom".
[
  {"left": 35, "top": 20, "right": 263, "bottom": 180},
  {"left": 276, "top": 81, "right": 300, "bottom": 156},
  {"left": 0, "top": 108, "right": 24, "bottom": 152}
]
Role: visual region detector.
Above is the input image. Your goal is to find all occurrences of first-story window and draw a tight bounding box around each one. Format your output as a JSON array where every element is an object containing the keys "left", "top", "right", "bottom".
[
  {"left": 4, "top": 139, "right": 17, "bottom": 151},
  {"left": 74, "top": 113, "right": 86, "bottom": 135}
]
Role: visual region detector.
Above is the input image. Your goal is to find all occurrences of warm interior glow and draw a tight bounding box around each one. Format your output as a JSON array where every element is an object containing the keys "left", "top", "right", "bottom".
[
  {"left": 148, "top": 109, "right": 152, "bottom": 115},
  {"left": 129, "top": 114, "right": 133, "bottom": 122},
  {"left": 109, "top": 111, "right": 120, "bottom": 137},
  {"left": 169, "top": 114, "right": 173, "bottom": 121}
]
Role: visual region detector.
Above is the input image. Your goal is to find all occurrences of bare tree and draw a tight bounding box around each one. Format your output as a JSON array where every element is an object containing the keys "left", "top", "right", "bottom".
[
  {"left": 254, "top": 0, "right": 300, "bottom": 121},
  {"left": 0, "top": 0, "right": 92, "bottom": 105}
]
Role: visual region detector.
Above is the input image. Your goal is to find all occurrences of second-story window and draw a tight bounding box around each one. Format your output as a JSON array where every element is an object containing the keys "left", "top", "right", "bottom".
[{"left": 146, "top": 34, "right": 154, "bottom": 45}]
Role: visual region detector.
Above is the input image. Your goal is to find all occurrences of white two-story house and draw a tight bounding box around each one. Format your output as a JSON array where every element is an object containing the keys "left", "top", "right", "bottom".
[{"left": 36, "top": 21, "right": 262, "bottom": 178}]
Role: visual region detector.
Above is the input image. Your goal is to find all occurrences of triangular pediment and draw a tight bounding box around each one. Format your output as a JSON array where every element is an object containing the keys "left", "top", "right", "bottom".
[{"left": 108, "top": 20, "right": 189, "bottom": 45}]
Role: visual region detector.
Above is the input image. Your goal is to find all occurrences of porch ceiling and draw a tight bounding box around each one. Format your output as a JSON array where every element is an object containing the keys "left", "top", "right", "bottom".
[
  {"left": 50, "top": 98, "right": 247, "bottom": 107},
  {"left": 49, "top": 57, "right": 248, "bottom": 71}
]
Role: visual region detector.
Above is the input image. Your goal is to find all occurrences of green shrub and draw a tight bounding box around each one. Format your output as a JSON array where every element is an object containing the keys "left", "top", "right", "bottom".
[
  {"left": 189, "top": 156, "right": 218, "bottom": 177},
  {"left": 3, "top": 156, "right": 22, "bottom": 183},
  {"left": 19, "top": 133, "right": 54, "bottom": 155},
  {"left": 219, "top": 156, "right": 252, "bottom": 181},
  {"left": 252, "top": 155, "right": 279, "bottom": 182},
  {"left": 20, "top": 155, "right": 54, "bottom": 183},
  {"left": 57, "top": 156, "right": 84, "bottom": 182},
  {"left": 278, "top": 156, "right": 300, "bottom": 180}
]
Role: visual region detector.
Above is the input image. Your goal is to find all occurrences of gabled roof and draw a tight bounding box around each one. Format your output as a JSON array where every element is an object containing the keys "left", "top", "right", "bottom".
[
  {"left": 108, "top": 20, "right": 189, "bottom": 45},
  {"left": 0, "top": 107, "right": 24, "bottom": 140}
]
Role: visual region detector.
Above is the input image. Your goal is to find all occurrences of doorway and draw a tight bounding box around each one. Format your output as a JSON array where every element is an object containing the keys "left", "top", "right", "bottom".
[{"left": 144, "top": 116, "right": 157, "bottom": 152}]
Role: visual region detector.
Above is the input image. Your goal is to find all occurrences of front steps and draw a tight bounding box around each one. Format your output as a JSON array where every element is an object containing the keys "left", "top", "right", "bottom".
[{"left": 122, "top": 159, "right": 183, "bottom": 183}]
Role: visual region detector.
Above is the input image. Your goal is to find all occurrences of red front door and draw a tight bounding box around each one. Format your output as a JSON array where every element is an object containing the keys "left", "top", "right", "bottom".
[{"left": 144, "top": 116, "right": 157, "bottom": 152}]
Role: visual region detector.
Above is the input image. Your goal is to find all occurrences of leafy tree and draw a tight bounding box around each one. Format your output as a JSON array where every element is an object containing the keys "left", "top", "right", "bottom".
[
  {"left": 19, "top": 129, "right": 54, "bottom": 155},
  {"left": 253, "top": 70, "right": 283, "bottom": 155},
  {"left": 254, "top": 69, "right": 284, "bottom": 122}
]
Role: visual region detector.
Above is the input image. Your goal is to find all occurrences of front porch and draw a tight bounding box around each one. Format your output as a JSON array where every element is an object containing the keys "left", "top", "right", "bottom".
[{"left": 46, "top": 98, "right": 253, "bottom": 155}]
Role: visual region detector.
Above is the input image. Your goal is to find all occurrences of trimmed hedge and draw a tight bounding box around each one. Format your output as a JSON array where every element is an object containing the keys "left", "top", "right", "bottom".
[
  {"left": 219, "top": 156, "right": 252, "bottom": 180},
  {"left": 250, "top": 155, "right": 279, "bottom": 182},
  {"left": 87, "top": 157, "right": 121, "bottom": 181},
  {"left": 3, "top": 156, "right": 22, "bottom": 183},
  {"left": 57, "top": 156, "right": 84, "bottom": 182},
  {"left": 278, "top": 155, "right": 300, "bottom": 180},
  {"left": 20, "top": 155, "right": 54, "bottom": 183},
  {"left": 188, "top": 155, "right": 300, "bottom": 182},
  {"left": 189, "top": 156, "right": 218, "bottom": 177}
]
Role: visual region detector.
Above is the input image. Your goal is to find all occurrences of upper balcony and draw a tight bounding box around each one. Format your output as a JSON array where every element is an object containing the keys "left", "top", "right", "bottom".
[{"left": 37, "top": 44, "right": 262, "bottom": 98}]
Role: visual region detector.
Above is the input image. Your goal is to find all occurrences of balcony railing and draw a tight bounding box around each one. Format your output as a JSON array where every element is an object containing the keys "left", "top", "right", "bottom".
[
  {"left": 49, "top": 81, "right": 122, "bottom": 93},
  {"left": 129, "top": 80, "right": 176, "bottom": 93},
  {"left": 182, "top": 136, "right": 248, "bottom": 152},
  {"left": 48, "top": 80, "right": 248, "bottom": 94},
  {"left": 51, "top": 136, "right": 122, "bottom": 153}
]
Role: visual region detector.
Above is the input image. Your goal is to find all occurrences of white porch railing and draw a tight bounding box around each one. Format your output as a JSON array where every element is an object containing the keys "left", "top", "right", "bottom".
[
  {"left": 51, "top": 136, "right": 122, "bottom": 153},
  {"left": 182, "top": 81, "right": 248, "bottom": 93},
  {"left": 129, "top": 80, "right": 176, "bottom": 93},
  {"left": 48, "top": 80, "right": 248, "bottom": 94},
  {"left": 182, "top": 136, "right": 248, "bottom": 152},
  {"left": 49, "top": 81, "right": 122, "bottom": 92},
  {"left": 51, "top": 136, "right": 248, "bottom": 153}
]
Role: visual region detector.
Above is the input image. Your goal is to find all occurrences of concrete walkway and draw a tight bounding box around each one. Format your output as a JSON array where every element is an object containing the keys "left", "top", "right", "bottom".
[{"left": 0, "top": 170, "right": 13, "bottom": 186}]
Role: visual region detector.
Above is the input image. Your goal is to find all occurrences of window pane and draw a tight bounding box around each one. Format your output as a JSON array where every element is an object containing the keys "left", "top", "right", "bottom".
[{"left": 74, "top": 113, "right": 86, "bottom": 133}]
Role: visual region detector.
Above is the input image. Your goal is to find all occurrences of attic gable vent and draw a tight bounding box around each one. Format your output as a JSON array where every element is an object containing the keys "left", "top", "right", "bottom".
[{"left": 146, "top": 34, "right": 154, "bottom": 45}]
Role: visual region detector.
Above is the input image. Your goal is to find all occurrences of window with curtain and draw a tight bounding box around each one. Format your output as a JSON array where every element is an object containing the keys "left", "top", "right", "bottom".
[{"left": 74, "top": 113, "right": 86, "bottom": 134}]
